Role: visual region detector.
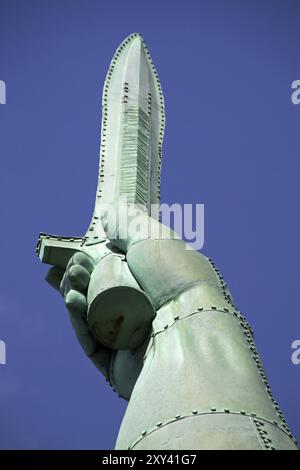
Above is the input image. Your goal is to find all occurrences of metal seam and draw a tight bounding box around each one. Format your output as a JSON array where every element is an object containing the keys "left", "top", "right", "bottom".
[
  {"left": 143, "top": 306, "right": 252, "bottom": 361},
  {"left": 206, "top": 257, "right": 296, "bottom": 443},
  {"left": 241, "top": 324, "right": 294, "bottom": 436},
  {"left": 253, "top": 417, "right": 275, "bottom": 450},
  {"left": 207, "top": 256, "right": 236, "bottom": 307},
  {"left": 128, "top": 410, "right": 295, "bottom": 450}
]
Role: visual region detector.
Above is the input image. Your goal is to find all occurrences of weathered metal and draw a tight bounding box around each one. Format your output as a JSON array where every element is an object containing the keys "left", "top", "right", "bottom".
[{"left": 37, "top": 33, "right": 298, "bottom": 450}]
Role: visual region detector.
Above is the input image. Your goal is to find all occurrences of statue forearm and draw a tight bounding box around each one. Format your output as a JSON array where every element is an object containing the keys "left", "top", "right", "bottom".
[{"left": 115, "top": 281, "right": 297, "bottom": 450}]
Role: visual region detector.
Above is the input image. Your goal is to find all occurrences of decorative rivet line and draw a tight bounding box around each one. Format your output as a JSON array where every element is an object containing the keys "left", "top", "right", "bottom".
[
  {"left": 145, "top": 305, "right": 253, "bottom": 352},
  {"left": 128, "top": 409, "right": 295, "bottom": 450},
  {"left": 143, "top": 305, "right": 258, "bottom": 364},
  {"left": 207, "top": 257, "right": 235, "bottom": 307},
  {"left": 238, "top": 309, "right": 295, "bottom": 441},
  {"left": 253, "top": 418, "right": 275, "bottom": 450},
  {"left": 205, "top": 258, "right": 295, "bottom": 439}
]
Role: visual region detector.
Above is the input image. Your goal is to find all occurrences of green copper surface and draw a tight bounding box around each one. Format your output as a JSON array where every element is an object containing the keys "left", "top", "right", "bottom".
[{"left": 37, "top": 34, "right": 297, "bottom": 450}]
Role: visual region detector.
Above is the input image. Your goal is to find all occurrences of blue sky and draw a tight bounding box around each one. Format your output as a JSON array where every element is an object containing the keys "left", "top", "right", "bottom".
[{"left": 0, "top": 0, "right": 299, "bottom": 449}]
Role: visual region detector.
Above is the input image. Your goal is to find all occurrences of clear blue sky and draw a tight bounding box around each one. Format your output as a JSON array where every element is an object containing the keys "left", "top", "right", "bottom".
[{"left": 0, "top": 0, "right": 299, "bottom": 449}]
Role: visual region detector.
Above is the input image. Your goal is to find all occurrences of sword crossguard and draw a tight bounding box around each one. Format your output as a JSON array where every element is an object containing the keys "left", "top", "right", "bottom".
[{"left": 36, "top": 233, "right": 84, "bottom": 269}]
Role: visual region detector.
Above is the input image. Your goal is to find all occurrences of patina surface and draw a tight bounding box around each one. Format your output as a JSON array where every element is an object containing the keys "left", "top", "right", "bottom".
[{"left": 36, "top": 34, "right": 297, "bottom": 450}]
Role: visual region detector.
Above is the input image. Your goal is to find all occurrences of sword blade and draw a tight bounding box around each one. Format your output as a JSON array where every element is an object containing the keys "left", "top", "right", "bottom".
[
  {"left": 86, "top": 33, "right": 165, "bottom": 238},
  {"left": 37, "top": 33, "right": 165, "bottom": 267}
]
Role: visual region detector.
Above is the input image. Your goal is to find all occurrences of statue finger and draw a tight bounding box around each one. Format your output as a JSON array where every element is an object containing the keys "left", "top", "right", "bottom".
[
  {"left": 89, "top": 346, "right": 112, "bottom": 379},
  {"left": 68, "top": 264, "right": 90, "bottom": 294},
  {"left": 65, "top": 289, "right": 99, "bottom": 356},
  {"left": 71, "top": 251, "right": 95, "bottom": 274},
  {"left": 65, "top": 289, "right": 87, "bottom": 316},
  {"left": 45, "top": 266, "right": 64, "bottom": 292},
  {"left": 59, "top": 270, "right": 70, "bottom": 298}
]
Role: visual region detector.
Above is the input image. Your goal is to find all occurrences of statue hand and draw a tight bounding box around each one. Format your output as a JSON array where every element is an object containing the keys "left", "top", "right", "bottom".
[{"left": 45, "top": 249, "right": 149, "bottom": 400}]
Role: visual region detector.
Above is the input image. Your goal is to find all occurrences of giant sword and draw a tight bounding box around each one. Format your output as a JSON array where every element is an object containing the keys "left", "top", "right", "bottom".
[{"left": 36, "top": 33, "right": 165, "bottom": 350}]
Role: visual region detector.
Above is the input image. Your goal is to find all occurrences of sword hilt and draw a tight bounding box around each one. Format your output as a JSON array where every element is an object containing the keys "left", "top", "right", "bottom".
[{"left": 36, "top": 233, "right": 155, "bottom": 350}]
